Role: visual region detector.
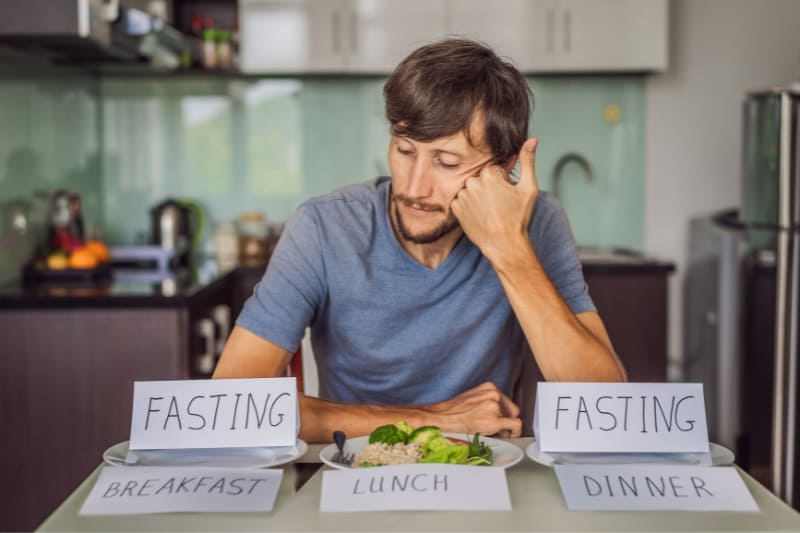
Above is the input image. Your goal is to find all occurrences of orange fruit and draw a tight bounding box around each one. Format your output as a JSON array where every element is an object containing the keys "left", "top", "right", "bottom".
[
  {"left": 68, "top": 247, "right": 99, "bottom": 269},
  {"left": 46, "top": 254, "right": 69, "bottom": 270},
  {"left": 84, "top": 240, "right": 110, "bottom": 263}
]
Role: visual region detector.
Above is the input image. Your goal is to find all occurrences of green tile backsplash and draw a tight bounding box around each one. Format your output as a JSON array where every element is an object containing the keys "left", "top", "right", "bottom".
[
  {"left": 0, "top": 66, "right": 102, "bottom": 283},
  {"left": 0, "top": 71, "right": 644, "bottom": 282}
]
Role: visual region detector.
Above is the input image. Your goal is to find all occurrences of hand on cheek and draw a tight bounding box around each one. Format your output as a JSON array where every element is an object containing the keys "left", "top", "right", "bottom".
[{"left": 450, "top": 138, "right": 540, "bottom": 258}]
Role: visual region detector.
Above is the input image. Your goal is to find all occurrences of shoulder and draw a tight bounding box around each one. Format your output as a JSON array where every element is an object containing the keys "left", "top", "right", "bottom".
[
  {"left": 299, "top": 177, "right": 389, "bottom": 218},
  {"left": 285, "top": 177, "right": 389, "bottom": 246},
  {"left": 529, "top": 191, "right": 568, "bottom": 235}
]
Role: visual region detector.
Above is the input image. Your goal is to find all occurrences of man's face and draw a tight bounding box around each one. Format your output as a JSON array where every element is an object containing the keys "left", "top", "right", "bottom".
[{"left": 388, "top": 129, "right": 493, "bottom": 245}]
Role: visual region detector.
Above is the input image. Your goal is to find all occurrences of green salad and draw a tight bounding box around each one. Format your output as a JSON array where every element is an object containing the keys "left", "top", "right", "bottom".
[{"left": 361, "top": 420, "right": 493, "bottom": 466}]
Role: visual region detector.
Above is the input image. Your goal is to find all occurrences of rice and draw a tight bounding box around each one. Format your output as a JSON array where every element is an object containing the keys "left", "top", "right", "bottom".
[{"left": 353, "top": 442, "right": 423, "bottom": 467}]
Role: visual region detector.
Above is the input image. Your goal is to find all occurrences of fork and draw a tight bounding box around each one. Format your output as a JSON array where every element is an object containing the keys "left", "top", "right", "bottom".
[{"left": 331, "top": 430, "right": 354, "bottom": 466}]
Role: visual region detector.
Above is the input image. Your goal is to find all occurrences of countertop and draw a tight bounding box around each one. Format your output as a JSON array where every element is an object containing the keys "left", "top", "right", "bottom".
[
  {"left": 578, "top": 247, "right": 675, "bottom": 275},
  {"left": 0, "top": 259, "right": 267, "bottom": 309},
  {"left": 0, "top": 250, "right": 673, "bottom": 310},
  {"left": 38, "top": 439, "right": 800, "bottom": 532}
]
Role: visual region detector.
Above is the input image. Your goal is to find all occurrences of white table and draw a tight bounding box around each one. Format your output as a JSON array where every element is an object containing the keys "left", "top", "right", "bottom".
[{"left": 38, "top": 439, "right": 800, "bottom": 532}]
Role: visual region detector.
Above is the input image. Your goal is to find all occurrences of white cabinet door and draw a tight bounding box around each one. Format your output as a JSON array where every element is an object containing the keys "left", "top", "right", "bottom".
[
  {"left": 447, "top": 0, "right": 557, "bottom": 71},
  {"left": 240, "top": 0, "right": 346, "bottom": 73},
  {"left": 344, "top": 0, "right": 449, "bottom": 73},
  {"left": 554, "top": 0, "right": 668, "bottom": 71}
]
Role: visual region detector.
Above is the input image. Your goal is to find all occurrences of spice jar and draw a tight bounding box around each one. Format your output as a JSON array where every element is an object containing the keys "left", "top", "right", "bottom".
[
  {"left": 213, "top": 219, "right": 239, "bottom": 270},
  {"left": 236, "top": 211, "right": 269, "bottom": 265}
]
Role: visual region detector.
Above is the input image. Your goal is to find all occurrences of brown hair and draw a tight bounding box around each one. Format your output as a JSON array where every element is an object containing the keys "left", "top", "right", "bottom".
[{"left": 383, "top": 38, "right": 532, "bottom": 166}]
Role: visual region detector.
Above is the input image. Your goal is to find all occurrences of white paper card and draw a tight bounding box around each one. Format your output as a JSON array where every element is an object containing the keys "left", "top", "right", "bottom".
[
  {"left": 79, "top": 466, "right": 283, "bottom": 515},
  {"left": 534, "top": 382, "right": 709, "bottom": 453},
  {"left": 554, "top": 464, "right": 758, "bottom": 512},
  {"left": 320, "top": 464, "right": 511, "bottom": 512},
  {"left": 129, "top": 378, "right": 297, "bottom": 450}
]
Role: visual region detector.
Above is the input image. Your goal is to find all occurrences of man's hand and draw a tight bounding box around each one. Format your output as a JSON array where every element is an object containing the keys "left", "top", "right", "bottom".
[
  {"left": 450, "top": 138, "right": 540, "bottom": 261},
  {"left": 422, "top": 381, "right": 522, "bottom": 438}
]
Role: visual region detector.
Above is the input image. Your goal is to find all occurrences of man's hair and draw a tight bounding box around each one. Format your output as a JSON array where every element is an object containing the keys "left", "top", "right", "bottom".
[{"left": 383, "top": 38, "right": 532, "bottom": 166}]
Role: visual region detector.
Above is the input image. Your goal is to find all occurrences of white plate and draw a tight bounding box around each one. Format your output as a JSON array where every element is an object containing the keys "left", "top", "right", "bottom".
[
  {"left": 525, "top": 439, "right": 735, "bottom": 467},
  {"left": 103, "top": 439, "right": 308, "bottom": 469},
  {"left": 320, "top": 433, "right": 524, "bottom": 470}
]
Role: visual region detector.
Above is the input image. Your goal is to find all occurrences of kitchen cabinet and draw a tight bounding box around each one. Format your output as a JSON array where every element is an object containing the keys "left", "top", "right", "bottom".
[
  {"left": 0, "top": 271, "right": 233, "bottom": 531},
  {"left": 552, "top": 0, "right": 668, "bottom": 72},
  {"left": 448, "top": 0, "right": 667, "bottom": 72},
  {"left": 447, "top": 0, "right": 556, "bottom": 71},
  {"left": 240, "top": 0, "right": 448, "bottom": 73},
  {"left": 241, "top": 0, "right": 668, "bottom": 74},
  {"left": 583, "top": 264, "right": 673, "bottom": 382}
]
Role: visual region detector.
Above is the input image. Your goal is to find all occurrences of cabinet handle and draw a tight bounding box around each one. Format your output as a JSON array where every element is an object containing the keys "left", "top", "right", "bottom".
[
  {"left": 545, "top": 8, "right": 555, "bottom": 55},
  {"left": 194, "top": 318, "right": 216, "bottom": 375},
  {"left": 350, "top": 9, "right": 358, "bottom": 55},
  {"left": 332, "top": 10, "right": 341, "bottom": 53},
  {"left": 563, "top": 8, "right": 571, "bottom": 53},
  {"left": 211, "top": 304, "right": 231, "bottom": 360}
]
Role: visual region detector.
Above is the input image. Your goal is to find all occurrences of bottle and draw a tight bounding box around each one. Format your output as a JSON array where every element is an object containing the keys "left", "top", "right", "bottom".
[
  {"left": 231, "top": 19, "right": 240, "bottom": 68},
  {"left": 216, "top": 30, "right": 232, "bottom": 69},
  {"left": 202, "top": 17, "right": 218, "bottom": 69}
]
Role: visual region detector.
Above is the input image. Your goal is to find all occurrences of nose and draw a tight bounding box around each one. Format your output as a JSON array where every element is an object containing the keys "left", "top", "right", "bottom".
[{"left": 406, "top": 156, "right": 433, "bottom": 198}]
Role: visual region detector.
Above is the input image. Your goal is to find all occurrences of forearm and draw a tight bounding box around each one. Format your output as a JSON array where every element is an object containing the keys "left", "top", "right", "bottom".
[
  {"left": 298, "top": 380, "right": 524, "bottom": 442},
  {"left": 487, "top": 238, "right": 626, "bottom": 382},
  {"left": 298, "top": 394, "right": 434, "bottom": 443}
]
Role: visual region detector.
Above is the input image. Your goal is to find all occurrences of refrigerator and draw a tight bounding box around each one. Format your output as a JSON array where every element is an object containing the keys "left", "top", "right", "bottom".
[{"left": 685, "top": 86, "right": 800, "bottom": 508}]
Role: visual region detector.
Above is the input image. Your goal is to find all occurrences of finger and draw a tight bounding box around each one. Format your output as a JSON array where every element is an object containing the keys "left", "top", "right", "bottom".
[
  {"left": 478, "top": 164, "right": 510, "bottom": 184},
  {"left": 461, "top": 156, "right": 494, "bottom": 178},
  {"left": 517, "top": 137, "right": 539, "bottom": 192},
  {"left": 498, "top": 392, "right": 521, "bottom": 418},
  {"left": 494, "top": 417, "right": 523, "bottom": 438}
]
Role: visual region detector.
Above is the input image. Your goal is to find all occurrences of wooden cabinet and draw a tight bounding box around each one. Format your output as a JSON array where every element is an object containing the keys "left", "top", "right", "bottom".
[
  {"left": 583, "top": 265, "right": 673, "bottom": 382},
  {"left": 0, "top": 308, "right": 189, "bottom": 531},
  {"left": 240, "top": 0, "right": 668, "bottom": 74},
  {"left": 0, "top": 275, "right": 233, "bottom": 530}
]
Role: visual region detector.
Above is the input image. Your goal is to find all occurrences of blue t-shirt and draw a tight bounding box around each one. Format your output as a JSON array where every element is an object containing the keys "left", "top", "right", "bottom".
[{"left": 237, "top": 177, "right": 594, "bottom": 405}]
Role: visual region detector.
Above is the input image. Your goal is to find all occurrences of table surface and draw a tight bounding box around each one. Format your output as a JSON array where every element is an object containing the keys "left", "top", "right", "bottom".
[{"left": 38, "top": 438, "right": 800, "bottom": 533}]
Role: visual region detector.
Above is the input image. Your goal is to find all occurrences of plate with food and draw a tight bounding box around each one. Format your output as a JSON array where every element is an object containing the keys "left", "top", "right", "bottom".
[
  {"left": 103, "top": 439, "right": 308, "bottom": 469},
  {"left": 319, "top": 421, "right": 524, "bottom": 470},
  {"left": 525, "top": 439, "right": 735, "bottom": 467}
]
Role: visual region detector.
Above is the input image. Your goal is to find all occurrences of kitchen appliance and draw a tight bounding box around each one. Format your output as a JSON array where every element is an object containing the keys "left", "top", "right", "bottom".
[
  {"left": 686, "top": 86, "right": 800, "bottom": 508},
  {"left": 150, "top": 198, "right": 195, "bottom": 266},
  {"left": 0, "top": 0, "right": 185, "bottom": 67}
]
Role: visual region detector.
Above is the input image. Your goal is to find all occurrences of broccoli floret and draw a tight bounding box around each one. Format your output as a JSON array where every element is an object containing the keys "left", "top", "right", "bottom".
[
  {"left": 368, "top": 424, "right": 407, "bottom": 445},
  {"left": 407, "top": 426, "right": 442, "bottom": 447},
  {"left": 395, "top": 420, "right": 414, "bottom": 437}
]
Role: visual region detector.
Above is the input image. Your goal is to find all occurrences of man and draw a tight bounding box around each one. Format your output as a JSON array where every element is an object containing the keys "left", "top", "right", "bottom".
[{"left": 213, "top": 39, "right": 626, "bottom": 442}]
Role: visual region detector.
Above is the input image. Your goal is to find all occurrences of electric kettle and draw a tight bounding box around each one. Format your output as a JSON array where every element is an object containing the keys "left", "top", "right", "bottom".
[{"left": 150, "top": 199, "right": 194, "bottom": 259}]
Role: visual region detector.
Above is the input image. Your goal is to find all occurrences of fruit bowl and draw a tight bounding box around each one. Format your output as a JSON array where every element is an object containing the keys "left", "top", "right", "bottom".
[{"left": 22, "top": 262, "right": 113, "bottom": 286}]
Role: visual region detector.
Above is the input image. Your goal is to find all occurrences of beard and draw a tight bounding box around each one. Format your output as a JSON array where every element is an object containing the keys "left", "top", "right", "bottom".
[{"left": 391, "top": 192, "right": 461, "bottom": 245}]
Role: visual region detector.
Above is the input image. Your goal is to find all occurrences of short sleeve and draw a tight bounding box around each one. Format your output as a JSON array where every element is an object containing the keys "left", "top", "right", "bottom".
[
  {"left": 530, "top": 193, "right": 596, "bottom": 314},
  {"left": 236, "top": 204, "right": 327, "bottom": 351}
]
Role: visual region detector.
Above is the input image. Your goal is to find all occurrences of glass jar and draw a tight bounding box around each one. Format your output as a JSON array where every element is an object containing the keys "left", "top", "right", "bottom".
[
  {"left": 213, "top": 220, "right": 239, "bottom": 270},
  {"left": 236, "top": 211, "right": 268, "bottom": 265}
]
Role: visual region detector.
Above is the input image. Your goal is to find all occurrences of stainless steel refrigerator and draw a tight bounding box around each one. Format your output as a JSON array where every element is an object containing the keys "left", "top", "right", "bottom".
[{"left": 686, "top": 86, "right": 800, "bottom": 508}]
